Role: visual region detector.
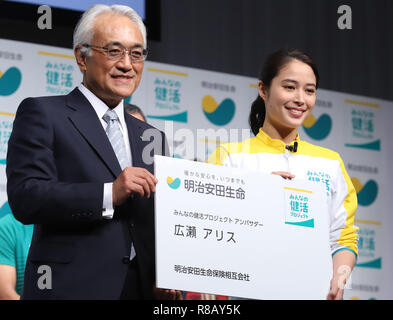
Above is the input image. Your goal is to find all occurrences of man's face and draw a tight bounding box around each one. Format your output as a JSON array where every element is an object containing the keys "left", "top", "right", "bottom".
[{"left": 76, "top": 13, "right": 145, "bottom": 107}]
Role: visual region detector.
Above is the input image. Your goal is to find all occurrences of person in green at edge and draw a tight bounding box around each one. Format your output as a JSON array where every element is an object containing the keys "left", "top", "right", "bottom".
[{"left": 0, "top": 210, "right": 33, "bottom": 299}]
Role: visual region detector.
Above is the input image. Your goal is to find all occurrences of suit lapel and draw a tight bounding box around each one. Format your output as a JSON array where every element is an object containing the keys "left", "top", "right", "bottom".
[
  {"left": 66, "top": 88, "right": 122, "bottom": 178},
  {"left": 124, "top": 111, "right": 151, "bottom": 169}
]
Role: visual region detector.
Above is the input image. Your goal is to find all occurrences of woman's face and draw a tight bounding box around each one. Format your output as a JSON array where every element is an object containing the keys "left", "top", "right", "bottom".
[{"left": 259, "top": 59, "right": 317, "bottom": 133}]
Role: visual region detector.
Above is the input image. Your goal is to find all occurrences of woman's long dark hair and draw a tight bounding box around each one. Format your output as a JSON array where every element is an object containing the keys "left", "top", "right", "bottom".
[{"left": 249, "top": 48, "right": 320, "bottom": 136}]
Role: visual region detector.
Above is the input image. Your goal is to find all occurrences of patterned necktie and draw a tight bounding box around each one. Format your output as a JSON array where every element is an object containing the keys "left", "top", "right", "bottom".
[
  {"left": 103, "top": 109, "right": 136, "bottom": 260},
  {"left": 102, "top": 109, "right": 129, "bottom": 170}
]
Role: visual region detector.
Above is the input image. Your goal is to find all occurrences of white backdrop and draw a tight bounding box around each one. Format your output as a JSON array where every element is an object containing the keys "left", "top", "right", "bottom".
[{"left": 1, "top": 38, "right": 392, "bottom": 300}]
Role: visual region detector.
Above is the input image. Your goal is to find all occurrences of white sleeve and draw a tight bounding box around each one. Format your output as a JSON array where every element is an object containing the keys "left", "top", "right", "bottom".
[{"left": 329, "top": 157, "right": 358, "bottom": 256}]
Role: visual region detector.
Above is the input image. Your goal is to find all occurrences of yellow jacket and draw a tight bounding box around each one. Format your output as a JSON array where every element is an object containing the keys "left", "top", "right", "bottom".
[{"left": 207, "top": 128, "right": 359, "bottom": 256}]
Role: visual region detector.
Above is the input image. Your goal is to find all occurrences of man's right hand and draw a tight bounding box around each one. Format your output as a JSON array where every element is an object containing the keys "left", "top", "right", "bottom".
[{"left": 112, "top": 167, "right": 158, "bottom": 206}]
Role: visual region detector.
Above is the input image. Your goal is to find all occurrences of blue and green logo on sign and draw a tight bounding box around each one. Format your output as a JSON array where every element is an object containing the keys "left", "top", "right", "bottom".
[
  {"left": 302, "top": 113, "right": 332, "bottom": 141},
  {"left": 345, "top": 108, "right": 380, "bottom": 151},
  {"left": 355, "top": 226, "right": 381, "bottom": 269},
  {"left": 351, "top": 177, "right": 378, "bottom": 206},
  {"left": 202, "top": 95, "right": 235, "bottom": 126},
  {"left": 284, "top": 188, "right": 314, "bottom": 228},
  {"left": 147, "top": 76, "right": 188, "bottom": 123},
  {"left": 0, "top": 67, "right": 22, "bottom": 96},
  {"left": 167, "top": 176, "right": 181, "bottom": 190}
]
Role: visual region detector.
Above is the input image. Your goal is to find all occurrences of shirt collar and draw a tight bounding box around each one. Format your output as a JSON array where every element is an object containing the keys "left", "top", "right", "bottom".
[
  {"left": 78, "top": 83, "right": 126, "bottom": 129},
  {"left": 256, "top": 128, "right": 301, "bottom": 149}
]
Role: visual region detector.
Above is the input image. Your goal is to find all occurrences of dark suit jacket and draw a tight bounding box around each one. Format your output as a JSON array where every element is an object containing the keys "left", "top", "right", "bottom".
[{"left": 6, "top": 88, "right": 168, "bottom": 299}]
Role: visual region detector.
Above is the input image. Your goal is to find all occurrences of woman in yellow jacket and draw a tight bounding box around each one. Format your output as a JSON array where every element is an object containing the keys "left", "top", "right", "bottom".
[{"left": 208, "top": 48, "right": 358, "bottom": 300}]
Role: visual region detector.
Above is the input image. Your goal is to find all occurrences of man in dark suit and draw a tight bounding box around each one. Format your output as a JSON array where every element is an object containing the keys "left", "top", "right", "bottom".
[{"left": 6, "top": 4, "right": 179, "bottom": 300}]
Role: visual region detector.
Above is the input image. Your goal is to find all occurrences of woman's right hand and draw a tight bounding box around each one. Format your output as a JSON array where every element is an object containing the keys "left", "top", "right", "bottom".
[{"left": 271, "top": 171, "right": 295, "bottom": 180}]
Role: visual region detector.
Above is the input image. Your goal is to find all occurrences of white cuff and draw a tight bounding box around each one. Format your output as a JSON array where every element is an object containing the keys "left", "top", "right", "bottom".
[{"left": 103, "top": 182, "right": 114, "bottom": 219}]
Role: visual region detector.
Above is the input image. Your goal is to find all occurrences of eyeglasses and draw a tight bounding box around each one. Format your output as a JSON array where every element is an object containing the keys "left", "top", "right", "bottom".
[{"left": 82, "top": 43, "right": 148, "bottom": 62}]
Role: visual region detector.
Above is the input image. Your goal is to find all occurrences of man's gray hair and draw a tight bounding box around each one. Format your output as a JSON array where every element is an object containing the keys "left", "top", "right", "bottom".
[{"left": 73, "top": 4, "right": 147, "bottom": 56}]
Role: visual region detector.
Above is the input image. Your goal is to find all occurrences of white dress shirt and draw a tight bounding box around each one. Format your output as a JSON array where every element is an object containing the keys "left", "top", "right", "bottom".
[{"left": 78, "top": 83, "right": 132, "bottom": 219}]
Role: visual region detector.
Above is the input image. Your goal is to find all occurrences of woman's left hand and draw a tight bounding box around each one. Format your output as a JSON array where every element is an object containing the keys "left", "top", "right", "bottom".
[
  {"left": 327, "top": 277, "right": 345, "bottom": 300},
  {"left": 327, "top": 250, "right": 356, "bottom": 300}
]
